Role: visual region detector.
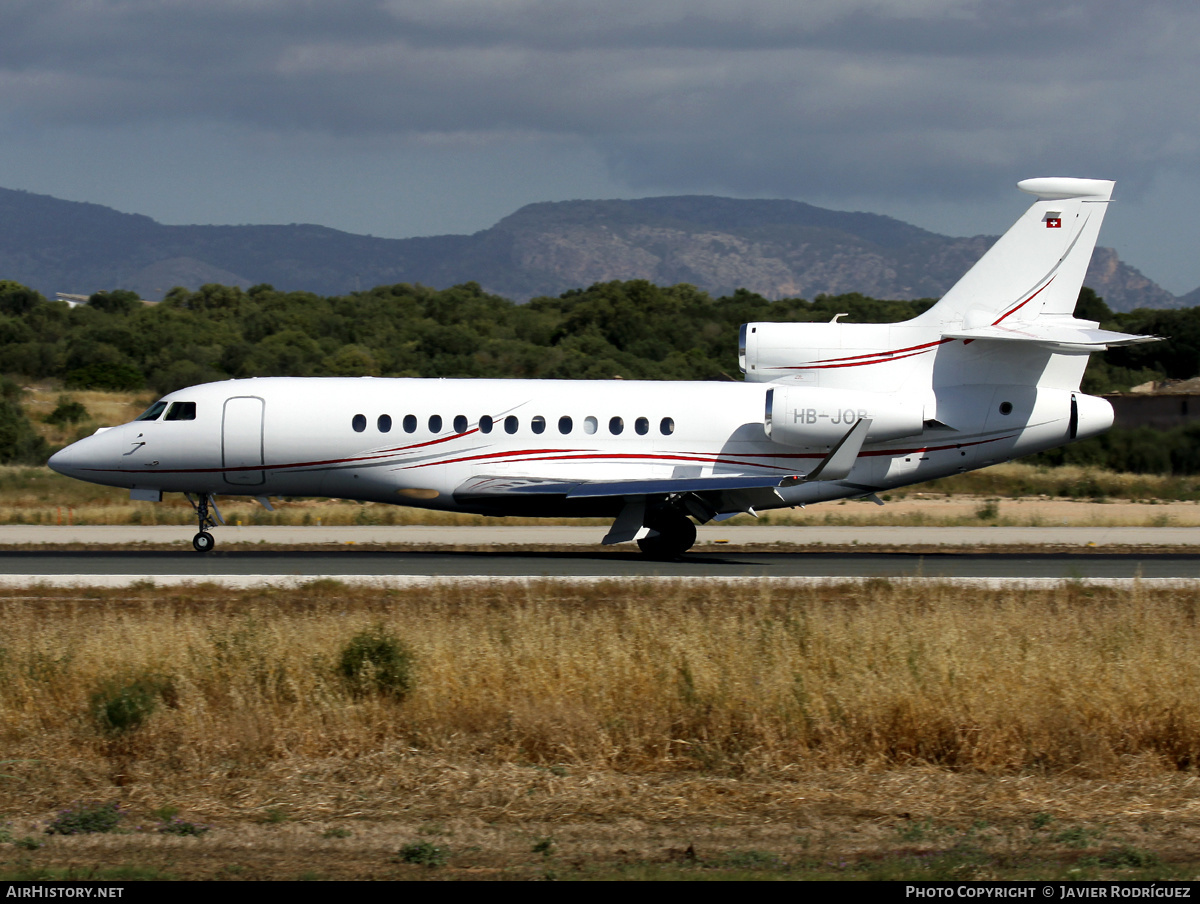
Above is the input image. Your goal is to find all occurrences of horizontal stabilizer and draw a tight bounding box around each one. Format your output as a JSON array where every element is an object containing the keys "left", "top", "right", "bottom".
[{"left": 944, "top": 321, "right": 1160, "bottom": 351}]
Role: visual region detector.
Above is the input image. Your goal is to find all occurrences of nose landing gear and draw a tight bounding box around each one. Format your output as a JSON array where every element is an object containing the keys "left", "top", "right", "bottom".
[{"left": 184, "top": 493, "right": 221, "bottom": 553}]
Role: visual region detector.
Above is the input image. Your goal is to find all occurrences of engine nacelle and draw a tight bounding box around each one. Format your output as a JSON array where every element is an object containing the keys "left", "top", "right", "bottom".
[{"left": 765, "top": 386, "right": 924, "bottom": 447}]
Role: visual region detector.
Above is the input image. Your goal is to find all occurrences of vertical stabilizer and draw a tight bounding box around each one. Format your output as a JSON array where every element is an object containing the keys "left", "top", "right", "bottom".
[{"left": 913, "top": 178, "right": 1114, "bottom": 330}]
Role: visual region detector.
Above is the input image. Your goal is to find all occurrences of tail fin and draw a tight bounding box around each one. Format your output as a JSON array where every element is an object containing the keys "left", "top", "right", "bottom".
[{"left": 912, "top": 178, "right": 1115, "bottom": 330}]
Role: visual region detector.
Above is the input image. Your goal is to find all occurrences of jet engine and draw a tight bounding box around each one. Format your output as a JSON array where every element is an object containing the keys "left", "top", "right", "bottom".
[{"left": 765, "top": 386, "right": 923, "bottom": 447}]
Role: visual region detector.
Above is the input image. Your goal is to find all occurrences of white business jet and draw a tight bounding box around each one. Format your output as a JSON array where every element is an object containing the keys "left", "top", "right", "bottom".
[{"left": 48, "top": 178, "right": 1156, "bottom": 556}]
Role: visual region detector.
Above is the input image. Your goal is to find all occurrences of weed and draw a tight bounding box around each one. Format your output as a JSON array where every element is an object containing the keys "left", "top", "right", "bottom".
[
  {"left": 718, "top": 849, "right": 786, "bottom": 870},
  {"left": 337, "top": 624, "right": 414, "bottom": 700},
  {"left": 398, "top": 841, "right": 449, "bottom": 867},
  {"left": 156, "top": 817, "right": 210, "bottom": 836},
  {"left": 975, "top": 500, "right": 1000, "bottom": 521},
  {"left": 1031, "top": 812, "right": 1054, "bottom": 831},
  {"left": 14, "top": 836, "right": 43, "bottom": 851},
  {"left": 260, "top": 807, "right": 289, "bottom": 825},
  {"left": 1052, "top": 826, "right": 1102, "bottom": 848},
  {"left": 897, "top": 818, "right": 936, "bottom": 842},
  {"left": 1098, "top": 847, "right": 1161, "bottom": 868},
  {"left": 44, "top": 801, "right": 124, "bottom": 835},
  {"left": 322, "top": 827, "right": 352, "bottom": 839},
  {"left": 89, "top": 673, "right": 175, "bottom": 735},
  {"left": 532, "top": 837, "right": 555, "bottom": 856}
]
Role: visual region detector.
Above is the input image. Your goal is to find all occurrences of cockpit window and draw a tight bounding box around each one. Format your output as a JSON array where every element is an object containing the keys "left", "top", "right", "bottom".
[
  {"left": 135, "top": 401, "right": 168, "bottom": 422},
  {"left": 164, "top": 401, "right": 197, "bottom": 421}
]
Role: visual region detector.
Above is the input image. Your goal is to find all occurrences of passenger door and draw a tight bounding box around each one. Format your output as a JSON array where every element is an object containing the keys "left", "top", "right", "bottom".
[{"left": 222, "top": 396, "right": 265, "bottom": 485}]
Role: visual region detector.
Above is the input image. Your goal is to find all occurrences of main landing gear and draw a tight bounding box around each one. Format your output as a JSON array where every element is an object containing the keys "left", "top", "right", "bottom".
[
  {"left": 185, "top": 493, "right": 220, "bottom": 554},
  {"left": 637, "top": 506, "right": 697, "bottom": 559}
]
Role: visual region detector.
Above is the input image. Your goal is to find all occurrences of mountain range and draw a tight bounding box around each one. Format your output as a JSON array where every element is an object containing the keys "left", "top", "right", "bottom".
[{"left": 0, "top": 186, "right": 1189, "bottom": 312}]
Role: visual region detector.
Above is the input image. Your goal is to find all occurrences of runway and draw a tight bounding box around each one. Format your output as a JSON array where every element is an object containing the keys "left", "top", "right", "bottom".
[
  {"left": 3, "top": 523, "right": 1200, "bottom": 547},
  {"left": 2, "top": 525, "right": 1198, "bottom": 587},
  {"left": 2, "top": 547, "right": 1200, "bottom": 587}
]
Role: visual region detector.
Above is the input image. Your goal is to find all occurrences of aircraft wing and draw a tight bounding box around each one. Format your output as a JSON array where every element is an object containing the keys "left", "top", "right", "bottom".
[
  {"left": 454, "top": 472, "right": 803, "bottom": 500},
  {"left": 454, "top": 417, "right": 874, "bottom": 502}
]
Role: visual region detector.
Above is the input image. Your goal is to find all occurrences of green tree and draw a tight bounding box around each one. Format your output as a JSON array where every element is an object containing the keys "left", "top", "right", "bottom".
[
  {"left": 87, "top": 290, "right": 141, "bottom": 315},
  {"left": 0, "top": 280, "right": 45, "bottom": 317},
  {"left": 0, "top": 378, "right": 50, "bottom": 464}
]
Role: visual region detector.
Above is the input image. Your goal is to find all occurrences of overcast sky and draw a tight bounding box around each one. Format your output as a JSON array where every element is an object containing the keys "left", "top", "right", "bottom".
[{"left": 3, "top": 0, "right": 1199, "bottom": 294}]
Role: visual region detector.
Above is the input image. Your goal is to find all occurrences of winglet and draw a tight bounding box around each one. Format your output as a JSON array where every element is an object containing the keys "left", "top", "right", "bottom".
[{"left": 804, "top": 417, "right": 872, "bottom": 482}]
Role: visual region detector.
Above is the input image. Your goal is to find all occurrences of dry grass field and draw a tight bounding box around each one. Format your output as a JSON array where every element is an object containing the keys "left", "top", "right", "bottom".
[{"left": 3, "top": 579, "right": 1200, "bottom": 880}]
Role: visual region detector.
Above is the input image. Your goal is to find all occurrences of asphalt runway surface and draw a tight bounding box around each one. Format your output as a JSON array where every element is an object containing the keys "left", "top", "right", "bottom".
[
  {"left": 3, "top": 547, "right": 1200, "bottom": 586},
  {"left": 2, "top": 525, "right": 1198, "bottom": 586},
  {"left": 4, "top": 524, "right": 1200, "bottom": 546}
]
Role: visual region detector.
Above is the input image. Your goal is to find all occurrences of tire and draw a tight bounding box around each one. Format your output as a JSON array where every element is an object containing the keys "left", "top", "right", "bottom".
[
  {"left": 636, "top": 510, "right": 697, "bottom": 558},
  {"left": 192, "top": 531, "right": 215, "bottom": 553}
]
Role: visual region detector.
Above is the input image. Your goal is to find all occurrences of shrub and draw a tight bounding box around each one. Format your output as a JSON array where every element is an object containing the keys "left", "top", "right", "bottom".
[
  {"left": 337, "top": 625, "right": 414, "bottom": 700},
  {"left": 44, "top": 396, "right": 89, "bottom": 426},
  {"left": 64, "top": 362, "right": 144, "bottom": 391},
  {"left": 45, "top": 801, "right": 124, "bottom": 835},
  {"left": 89, "top": 674, "right": 175, "bottom": 735},
  {"left": 974, "top": 500, "right": 999, "bottom": 521},
  {"left": 398, "top": 841, "right": 448, "bottom": 867}
]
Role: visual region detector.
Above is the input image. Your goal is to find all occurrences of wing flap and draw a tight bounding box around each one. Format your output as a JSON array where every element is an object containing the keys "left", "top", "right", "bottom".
[{"left": 455, "top": 472, "right": 803, "bottom": 500}]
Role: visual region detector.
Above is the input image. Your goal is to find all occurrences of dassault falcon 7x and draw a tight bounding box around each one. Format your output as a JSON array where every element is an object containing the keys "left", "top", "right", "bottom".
[{"left": 49, "top": 178, "right": 1157, "bottom": 556}]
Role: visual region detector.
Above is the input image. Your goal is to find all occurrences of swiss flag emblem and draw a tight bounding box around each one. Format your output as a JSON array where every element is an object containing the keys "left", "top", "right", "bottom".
[{"left": 1046, "top": 217, "right": 1062, "bottom": 228}]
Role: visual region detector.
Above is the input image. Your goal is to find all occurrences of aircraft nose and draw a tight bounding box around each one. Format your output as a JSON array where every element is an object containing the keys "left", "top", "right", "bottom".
[
  {"left": 48, "top": 429, "right": 111, "bottom": 477},
  {"left": 48, "top": 442, "right": 83, "bottom": 476}
]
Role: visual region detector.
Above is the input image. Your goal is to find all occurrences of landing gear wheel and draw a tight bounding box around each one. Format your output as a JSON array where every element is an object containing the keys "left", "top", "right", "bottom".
[
  {"left": 185, "top": 492, "right": 219, "bottom": 553},
  {"left": 637, "top": 509, "right": 697, "bottom": 559}
]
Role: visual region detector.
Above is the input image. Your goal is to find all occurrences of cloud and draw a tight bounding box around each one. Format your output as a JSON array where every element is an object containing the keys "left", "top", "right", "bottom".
[{"left": 2, "top": 0, "right": 1199, "bottom": 206}]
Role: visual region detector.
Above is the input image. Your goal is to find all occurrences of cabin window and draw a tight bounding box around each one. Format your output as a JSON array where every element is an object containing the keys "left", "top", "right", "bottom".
[
  {"left": 999, "top": 401, "right": 1013, "bottom": 415},
  {"left": 403, "top": 414, "right": 417, "bottom": 433},
  {"left": 558, "top": 416, "right": 573, "bottom": 434},
  {"left": 135, "top": 401, "right": 168, "bottom": 422},
  {"left": 378, "top": 414, "right": 392, "bottom": 433},
  {"left": 164, "top": 401, "right": 196, "bottom": 421},
  {"left": 609, "top": 416, "right": 624, "bottom": 435},
  {"left": 660, "top": 417, "right": 675, "bottom": 435},
  {"left": 453, "top": 414, "right": 468, "bottom": 434},
  {"left": 504, "top": 415, "right": 519, "bottom": 434},
  {"left": 352, "top": 414, "right": 367, "bottom": 433},
  {"left": 635, "top": 416, "right": 649, "bottom": 435},
  {"left": 584, "top": 416, "right": 598, "bottom": 435},
  {"left": 480, "top": 415, "right": 493, "bottom": 434},
  {"left": 429, "top": 414, "right": 442, "bottom": 433},
  {"left": 531, "top": 415, "right": 546, "bottom": 435}
]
